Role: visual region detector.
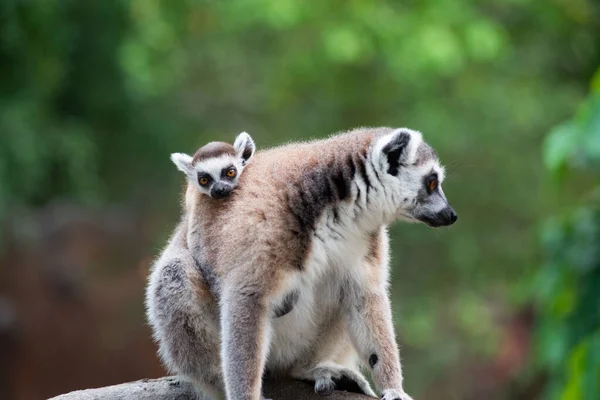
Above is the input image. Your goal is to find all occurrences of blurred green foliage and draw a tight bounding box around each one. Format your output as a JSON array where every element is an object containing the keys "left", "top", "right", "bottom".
[
  {"left": 1, "top": 0, "right": 599, "bottom": 398},
  {"left": 535, "top": 70, "right": 600, "bottom": 400}
]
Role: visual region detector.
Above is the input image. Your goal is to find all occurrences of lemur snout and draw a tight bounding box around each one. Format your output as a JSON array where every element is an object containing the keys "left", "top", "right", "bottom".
[
  {"left": 212, "top": 183, "right": 232, "bottom": 199},
  {"left": 418, "top": 206, "right": 457, "bottom": 227}
]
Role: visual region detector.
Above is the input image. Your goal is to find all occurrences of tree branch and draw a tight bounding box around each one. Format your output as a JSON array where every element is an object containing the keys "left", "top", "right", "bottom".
[{"left": 49, "top": 376, "right": 377, "bottom": 400}]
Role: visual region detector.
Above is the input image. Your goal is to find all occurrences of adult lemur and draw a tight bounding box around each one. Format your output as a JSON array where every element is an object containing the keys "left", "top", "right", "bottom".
[{"left": 146, "top": 127, "right": 457, "bottom": 400}]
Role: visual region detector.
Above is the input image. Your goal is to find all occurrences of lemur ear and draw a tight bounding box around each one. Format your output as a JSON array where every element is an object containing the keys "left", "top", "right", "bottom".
[
  {"left": 373, "top": 128, "right": 422, "bottom": 175},
  {"left": 170, "top": 153, "right": 194, "bottom": 176},
  {"left": 233, "top": 131, "right": 256, "bottom": 166}
]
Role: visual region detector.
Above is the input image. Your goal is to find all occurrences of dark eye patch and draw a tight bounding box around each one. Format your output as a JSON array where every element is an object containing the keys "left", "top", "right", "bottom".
[{"left": 198, "top": 173, "right": 213, "bottom": 186}]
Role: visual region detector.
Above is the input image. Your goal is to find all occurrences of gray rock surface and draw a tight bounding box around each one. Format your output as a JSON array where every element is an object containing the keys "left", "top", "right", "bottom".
[{"left": 49, "top": 376, "right": 376, "bottom": 400}]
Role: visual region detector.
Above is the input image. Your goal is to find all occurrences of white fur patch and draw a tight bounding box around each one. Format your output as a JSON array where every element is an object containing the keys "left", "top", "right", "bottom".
[
  {"left": 171, "top": 152, "right": 194, "bottom": 175},
  {"left": 194, "top": 154, "right": 239, "bottom": 180},
  {"left": 371, "top": 128, "right": 423, "bottom": 173}
]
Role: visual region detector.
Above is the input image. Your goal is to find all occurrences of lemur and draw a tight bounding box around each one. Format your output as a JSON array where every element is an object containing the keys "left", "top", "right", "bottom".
[
  {"left": 146, "top": 127, "right": 458, "bottom": 400},
  {"left": 149, "top": 131, "right": 257, "bottom": 398}
]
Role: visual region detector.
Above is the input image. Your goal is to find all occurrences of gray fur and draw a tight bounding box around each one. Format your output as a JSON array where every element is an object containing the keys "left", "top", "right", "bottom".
[{"left": 145, "top": 221, "right": 224, "bottom": 399}]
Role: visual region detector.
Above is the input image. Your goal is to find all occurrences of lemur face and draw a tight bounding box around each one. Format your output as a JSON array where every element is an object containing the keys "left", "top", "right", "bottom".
[
  {"left": 171, "top": 132, "right": 256, "bottom": 199},
  {"left": 193, "top": 154, "right": 244, "bottom": 199},
  {"left": 372, "top": 128, "right": 457, "bottom": 227}
]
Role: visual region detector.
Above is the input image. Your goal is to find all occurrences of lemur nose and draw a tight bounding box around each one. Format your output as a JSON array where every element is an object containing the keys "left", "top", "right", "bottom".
[
  {"left": 212, "top": 184, "right": 232, "bottom": 199},
  {"left": 449, "top": 209, "right": 458, "bottom": 224}
]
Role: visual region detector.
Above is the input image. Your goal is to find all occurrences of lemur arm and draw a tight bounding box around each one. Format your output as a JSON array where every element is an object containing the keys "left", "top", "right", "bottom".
[
  {"left": 220, "top": 282, "right": 271, "bottom": 400},
  {"left": 343, "top": 283, "right": 413, "bottom": 400}
]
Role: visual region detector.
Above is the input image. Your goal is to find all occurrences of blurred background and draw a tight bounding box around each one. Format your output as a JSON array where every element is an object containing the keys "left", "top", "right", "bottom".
[{"left": 1, "top": 0, "right": 599, "bottom": 399}]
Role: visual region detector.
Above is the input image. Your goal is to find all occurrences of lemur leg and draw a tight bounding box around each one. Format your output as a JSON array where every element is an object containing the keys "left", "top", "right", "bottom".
[
  {"left": 289, "top": 319, "right": 375, "bottom": 397},
  {"left": 160, "top": 309, "right": 224, "bottom": 400},
  {"left": 147, "top": 257, "right": 225, "bottom": 400},
  {"left": 343, "top": 287, "right": 414, "bottom": 400},
  {"left": 221, "top": 283, "right": 272, "bottom": 400},
  {"left": 293, "top": 361, "right": 376, "bottom": 397}
]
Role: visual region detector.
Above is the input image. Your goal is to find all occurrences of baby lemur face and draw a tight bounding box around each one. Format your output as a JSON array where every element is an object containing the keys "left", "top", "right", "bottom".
[{"left": 171, "top": 132, "right": 256, "bottom": 199}]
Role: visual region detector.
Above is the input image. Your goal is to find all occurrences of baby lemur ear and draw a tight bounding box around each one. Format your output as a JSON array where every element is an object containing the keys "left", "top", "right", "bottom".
[
  {"left": 170, "top": 153, "right": 194, "bottom": 176},
  {"left": 373, "top": 128, "right": 422, "bottom": 175},
  {"left": 233, "top": 131, "right": 256, "bottom": 166}
]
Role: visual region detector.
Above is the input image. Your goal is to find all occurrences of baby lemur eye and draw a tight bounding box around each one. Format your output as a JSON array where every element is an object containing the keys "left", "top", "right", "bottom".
[
  {"left": 198, "top": 174, "right": 211, "bottom": 186},
  {"left": 226, "top": 167, "right": 237, "bottom": 178}
]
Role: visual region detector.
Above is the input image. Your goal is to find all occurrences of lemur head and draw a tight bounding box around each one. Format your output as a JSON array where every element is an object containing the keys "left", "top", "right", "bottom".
[
  {"left": 371, "top": 128, "right": 457, "bottom": 227},
  {"left": 171, "top": 132, "right": 255, "bottom": 199}
]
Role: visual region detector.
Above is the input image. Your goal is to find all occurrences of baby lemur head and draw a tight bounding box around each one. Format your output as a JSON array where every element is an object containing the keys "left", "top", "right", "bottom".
[{"left": 171, "top": 132, "right": 256, "bottom": 199}]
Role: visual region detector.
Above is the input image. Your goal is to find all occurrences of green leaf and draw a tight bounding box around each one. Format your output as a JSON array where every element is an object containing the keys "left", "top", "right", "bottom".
[
  {"left": 543, "top": 121, "right": 579, "bottom": 174},
  {"left": 591, "top": 69, "right": 600, "bottom": 94},
  {"left": 580, "top": 95, "right": 600, "bottom": 163},
  {"left": 561, "top": 340, "right": 587, "bottom": 400},
  {"left": 583, "top": 332, "right": 600, "bottom": 400}
]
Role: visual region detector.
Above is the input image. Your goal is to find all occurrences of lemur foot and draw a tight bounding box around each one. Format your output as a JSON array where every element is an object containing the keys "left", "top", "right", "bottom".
[
  {"left": 260, "top": 396, "right": 273, "bottom": 400},
  {"left": 313, "top": 366, "right": 376, "bottom": 397},
  {"left": 381, "top": 388, "right": 414, "bottom": 400}
]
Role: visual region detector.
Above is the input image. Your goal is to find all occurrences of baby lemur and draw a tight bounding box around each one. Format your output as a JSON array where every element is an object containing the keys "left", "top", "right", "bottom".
[
  {"left": 147, "top": 131, "right": 257, "bottom": 399},
  {"left": 146, "top": 127, "right": 458, "bottom": 400}
]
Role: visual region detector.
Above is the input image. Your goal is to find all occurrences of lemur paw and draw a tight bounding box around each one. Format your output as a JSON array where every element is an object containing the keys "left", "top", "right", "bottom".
[
  {"left": 313, "top": 366, "right": 376, "bottom": 397},
  {"left": 381, "top": 388, "right": 414, "bottom": 400},
  {"left": 315, "top": 378, "right": 335, "bottom": 396},
  {"left": 260, "top": 396, "right": 273, "bottom": 400}
]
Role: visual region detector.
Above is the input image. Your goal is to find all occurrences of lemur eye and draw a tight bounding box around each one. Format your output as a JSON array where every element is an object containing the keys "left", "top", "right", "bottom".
[
  {"left": 199, "top": 176, "right": 210, "bottom": 186},
  {"left": 226, "top": 167, "right": 237, "bottom": 178},
  {"left": 429, "top": 179, "right": 437, "bottom": 191},
  {"left": 427, "top": 175, "right": 438, "bottom": 192}
]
